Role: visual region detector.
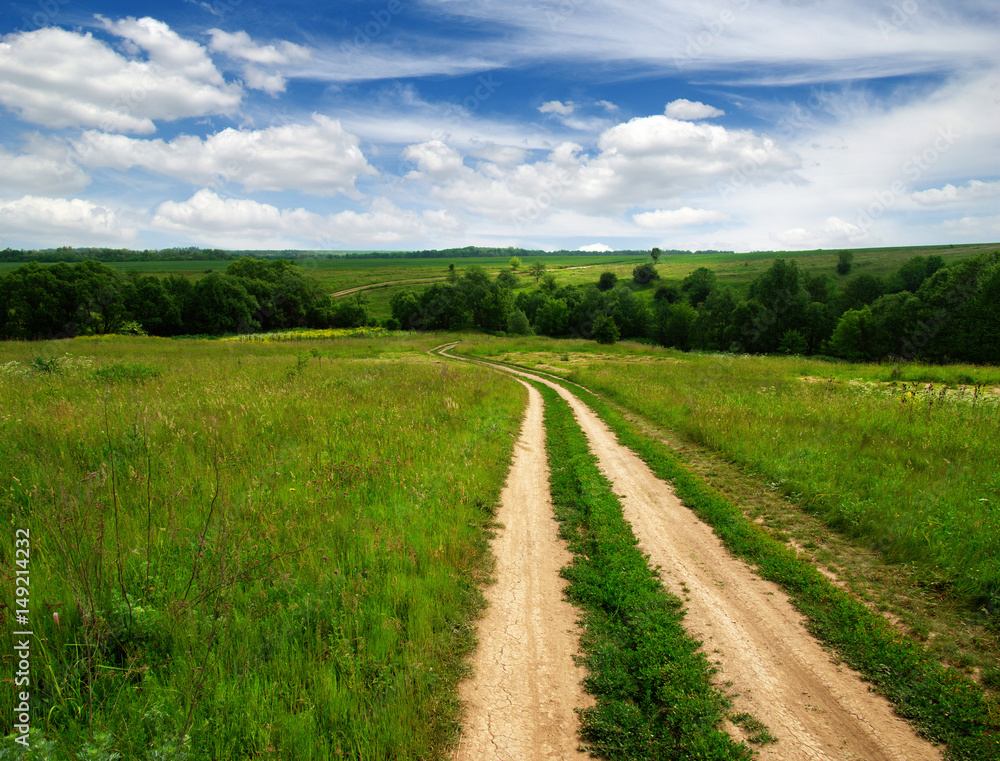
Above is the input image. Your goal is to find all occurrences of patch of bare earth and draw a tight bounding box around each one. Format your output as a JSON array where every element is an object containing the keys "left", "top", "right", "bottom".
[
  {"left": 455, "top": 352, "right": 942, "bottom": 761},
  {"left": 451, "top": 379, "right": 591, "bottom": 761}
]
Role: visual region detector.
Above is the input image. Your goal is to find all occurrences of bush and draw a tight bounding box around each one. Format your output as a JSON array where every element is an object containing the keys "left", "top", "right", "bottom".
[
  {"left": 597, "top": 271, "right": 618, "bottom": 291},
  {"left": 632, "top": 262, "right": 660, "bottom": 285},
  {"left": 592, "top": 314, "right": 620, "bottom": 344},
  {"left": 506, "top": 308, "right": 532, "bottom": 336},
  {"left": 653, "top": 284, "right": 679, "bottom": 303},
  {"left": 778, "top": 328, "right": 808, "bottom": 355}
]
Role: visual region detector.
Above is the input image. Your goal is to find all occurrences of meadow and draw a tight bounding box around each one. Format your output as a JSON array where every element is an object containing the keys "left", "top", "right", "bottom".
[
  {"left": 0, "top": 333, "right": 523, "bottom": 759},
  {"left": 460, "top": 335, "right": 1000, "bottom": 612}
]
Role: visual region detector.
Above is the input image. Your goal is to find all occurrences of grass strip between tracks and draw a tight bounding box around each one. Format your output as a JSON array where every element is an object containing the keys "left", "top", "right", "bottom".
[
  {"left": 536, "top": 369, "right": 1000, "bottom": 761},
  {"left": 536, "top": 381, "right": 754, "bottom": 760}
]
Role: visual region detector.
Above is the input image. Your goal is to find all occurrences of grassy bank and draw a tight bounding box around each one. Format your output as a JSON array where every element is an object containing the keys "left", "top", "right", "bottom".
[{"left": 0, "top": 335, "right": 522, "bottom": 759}]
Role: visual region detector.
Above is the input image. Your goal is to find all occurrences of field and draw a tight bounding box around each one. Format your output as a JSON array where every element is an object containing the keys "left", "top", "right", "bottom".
[
  {"left": 4, "top": 284, "right": 1000, "bottom": 756},
  {"left": 4, "top": 242, "right": 995, "bottom": 323},
  {"left": 0, "top": 333, "right": 524, "bottom": 758}
]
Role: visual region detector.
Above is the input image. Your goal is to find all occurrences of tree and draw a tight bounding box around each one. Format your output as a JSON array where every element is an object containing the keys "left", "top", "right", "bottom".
[
  {"left": 681, "top": 267, "right": 717, "bottom": 306},
  {"left": 447, "top": 262, "right": 457, "bottom": 283},
  {"left": 540, "top": 273, "right": 558, "bottom": 293},
  {"left": 592, "top": 314, "right": 620, "bottom": 344},
  {"left": 597, "top": 271, "right": 618, "bottom": 291},
  {"left": 528, "top": 261, "right": 547, "bottom": 283},
  {"left": 651, "top": 247, "right": 662, "bottom": 263},
  {"left": 829, "top": 306, "right": 874, "bottom": 361},
  {"left": 778, "top": 329, "right": 808, "bottom": 355},
  {"left": 534, "top": 297, "right": 570, "bottom": 336},
  {"left": 496, "top": 269, "right": 518, "bottom": 290},
  {"left": 632, "top": 262, "right": 659, "bottom": 285},
  {"left": 837, "top": 250, "right": 854, "bottom": 275},
  {"left": 509, "top": 256, "right": 522, "bottom": 271},
  {"left": 653, "top": 284, "right": 679, "bottom": 303},
  {"left": 506, "top": 308, "right": 532, "bottom": 335}
]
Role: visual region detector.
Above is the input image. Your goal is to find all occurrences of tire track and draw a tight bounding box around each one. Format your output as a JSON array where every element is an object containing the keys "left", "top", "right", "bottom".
[
  {"left": 447, "top": 359, "right": 591, "bottom": 761},
  {"left": 440, "top": 344, "right": 942, "bottom": 761}
]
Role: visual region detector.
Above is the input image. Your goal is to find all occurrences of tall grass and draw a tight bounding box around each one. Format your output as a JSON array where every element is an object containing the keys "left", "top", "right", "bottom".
[
  {"left": 562, "top": 352, "right": 1000, "bottom": 611},
  {"left": 0, "top": 335, "right": 523, "bottom": 758}
]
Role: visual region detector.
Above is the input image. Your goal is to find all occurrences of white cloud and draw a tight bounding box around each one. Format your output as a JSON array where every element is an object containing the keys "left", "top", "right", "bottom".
[
  {"left": 578, "top": 242, "right": 612, "bottom": 252},
  {"left": 400, "top": 113, "right": 801, "bottom": 226},
  {"left": 912, "top": 179, "right": 1000, "bottom": 206},
  {"left": 151, "top": 190, "right": 458, "bottom": 247},
  {"left": 0, "top": 139, "right": 89, "bottom": 196},
  {"left": 72, "top": 115, "right": 374, "bottom": 196},
  {"left": 403, "top": 140, "right": 465, "bottom": 179},
  {"left": 633, "top": 207, "right": 728, "bottom": 229},
  {"left": 207, "top": 29, "right": 310, "bottom": 95},
  {"left": 539, "top": 100, "right": 576, "bottom": 116},
  {"left": 0, "top": 22, "right": 241, "bottom": 133},
  {"left": 207, "top": 29, "right": 310, "bottom": 65},
  {"left": 663, "top": 99, "right": 725, "bottom": 120},
  {"left": 0, "top": 195, "right": 136, "bottom": 244},
  {"left": 598, "top": 100, "right": 619, "bottom": 112}
]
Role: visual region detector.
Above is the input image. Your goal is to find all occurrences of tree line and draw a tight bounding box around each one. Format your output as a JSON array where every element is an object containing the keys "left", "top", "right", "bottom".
[
  {"left": 391, "top": 251, "right": 1000, "bottom": 364},
  {"left": 4, "top": 251, "right": 998, "bottom": 364},
  {"left": 0, "top": 258, "right": 375, "bottom": 339}
]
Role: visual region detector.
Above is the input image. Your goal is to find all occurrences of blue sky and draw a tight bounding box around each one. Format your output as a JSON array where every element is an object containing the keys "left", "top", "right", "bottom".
[{"left": 1, "top": 0, "right": 998, "bottom": 252}]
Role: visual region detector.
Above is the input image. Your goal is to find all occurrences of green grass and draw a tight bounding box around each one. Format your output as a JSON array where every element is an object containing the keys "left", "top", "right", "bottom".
[
  {"left": 558, "top": 379, "right": 1000, "bottom": 760},
  {"left": 0, "top": 334, "right": 523, "bottom": 759},
  {"left": 451, "top": 342, "right": 1000, "bottom": 759},
  {"left": 459, "top": 337, "right": 1000, "bottom": 610},
  {"left": 535, "top": 380, "right": 753, "bottom": 760}
]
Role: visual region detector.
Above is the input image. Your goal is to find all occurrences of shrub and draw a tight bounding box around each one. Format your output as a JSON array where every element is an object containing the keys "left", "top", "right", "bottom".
[
  {"left": 592, "top": 314, "right": 620, "bottom": 344},
  {"left": 597, "top": 271, "right": 618, "bottom": 291},
  {"left": 632, "top": 262, "right": 660, "bottom": 285}
]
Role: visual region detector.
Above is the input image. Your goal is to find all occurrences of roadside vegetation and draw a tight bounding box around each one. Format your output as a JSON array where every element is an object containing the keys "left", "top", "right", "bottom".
[
  {"left": 0, "top": 336, "right": 523, "bottom": 759},
  {"left": 451, "top": 340, "right": 1000, "bottom": 759},
  {"left": 537, "top": 382, "right": 754, "bottom": 760}
]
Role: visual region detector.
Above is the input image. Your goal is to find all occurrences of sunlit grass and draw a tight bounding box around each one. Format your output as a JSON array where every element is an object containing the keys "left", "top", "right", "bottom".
[{"left": 0, "top": 334, "right": 523, "bottom": 759}]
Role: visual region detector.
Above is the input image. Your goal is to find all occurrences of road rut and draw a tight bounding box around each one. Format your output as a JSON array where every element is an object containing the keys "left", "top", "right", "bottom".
[
  {"left": 451, "top": 377, "right": 591, "bottom": 761},
  {"left": 444, "top": 346, "right": 941, "bottom": 761}
]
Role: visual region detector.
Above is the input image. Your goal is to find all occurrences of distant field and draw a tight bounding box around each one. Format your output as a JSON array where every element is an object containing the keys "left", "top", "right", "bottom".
[{"left": 2, "top": 244, "right": 995, "bottom": 322}]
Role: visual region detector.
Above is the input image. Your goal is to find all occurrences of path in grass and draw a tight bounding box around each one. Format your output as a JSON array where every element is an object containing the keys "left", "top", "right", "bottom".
[
  {"left": 447, "top": 365, "right": 591, "bottom": 761},
  {"left": 440, "top": 344, "right": 941, "bottom": 761}
]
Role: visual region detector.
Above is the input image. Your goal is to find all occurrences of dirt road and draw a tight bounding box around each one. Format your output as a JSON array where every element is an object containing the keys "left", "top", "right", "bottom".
[
  {"left": 442, "top": 345, "right": 941, "bottom": 761},
  {"left": 450, "top": 374, "right": 591, "bottom": 761}
]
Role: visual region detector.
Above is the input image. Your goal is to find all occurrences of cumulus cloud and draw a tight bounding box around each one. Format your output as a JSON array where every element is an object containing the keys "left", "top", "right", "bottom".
[
  {"left": 403, "top": 140, "right": 465, "bottom": 179},
  {"left": 538, "top": 100, "right": 576, "bottom": 116},
  {"left": 912, "top": 179, "right": 1000, "bottom": 205},
  {"left": 151, "top": 190, "right": 458, "bottom": 247},
  {"left": 633, "top": 207, "right": 728, "bottom": 228},
  {"left": 72, "top": 114, "right": 374, "bottom": 196},
  {"left": 207, "top": 29, "right": 310, "bottom": 94},
  {"left": 578, "top": 242, "right": 612, "bottom": 252},
  {"left": 773, "top": 216, "right": 870, "bottom": 248},
  {"left": 0, "top": 140, "right": 89, "bottom": 196},
  {"left": 663, "top": 99, "right": 725, "bottom": 120},
  {"left": 401, "top": 113, "right": 801, "bottom": 224},
  {"left": 0, "top": 195, "right": 135, "bottom": 244},
  {"left": 0, "top": 22, "right": 240, "bottom": 133}
]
